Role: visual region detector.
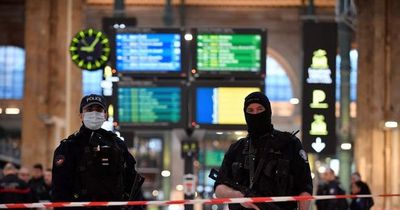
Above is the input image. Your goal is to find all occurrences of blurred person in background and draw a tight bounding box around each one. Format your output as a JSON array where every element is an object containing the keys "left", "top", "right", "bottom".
[
  {"left": 350, "top": 172, "right": 373, "bottom": 210},
  {"left": 18, "top": 167, "right": 32, "bottom": 183},
  {"left": 350, "top": 181, "right": 374, "bottom": 210},
  {"left": 29, "top": 163, "right": 49, "bottom": 201},
  {"left": 0, "top": 163, "right": 36, "bottom": 203},
  {"left": 44, "top": 169, "right": 52, "bottom": 199},
  {"left": 316, "top": 168, "right": 348, "bottom": 210}
]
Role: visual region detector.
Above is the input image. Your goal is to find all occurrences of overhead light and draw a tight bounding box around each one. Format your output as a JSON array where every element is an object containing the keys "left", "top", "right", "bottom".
[
  {"left": 184, "top": 33, "right": 193, "bottom": 41},
  {"left": 289, "top": 98, "right": 300, "bottom": 105},
  {"left": 161, "top": 170, "right": 171, "bottom": 177},
  {"left": 176, "top": 185, "right": 184, "bottom": 191},
  {"left": 5, "top": 108, "right": 20, "bottom": 115},
  {"left": 317, "top": 166, "right": 326, "bottom": 174},
  {"left": 152, "top": 190, "right": 159, "bottom": 197},
  {"left": 340, "top": 143, "right": 352, "bottom": 150},
  {"left": 0, "top": 108, "right": 2, "bottom": 114},
  {"left": 234, "top": 131, "right": 245, "bottom": 135},
  {"left": 384, "top": 121, "right": 398, "bottom": 129},
  {"left": 216, "top": 132, "right": 223, "bottom": 135}
]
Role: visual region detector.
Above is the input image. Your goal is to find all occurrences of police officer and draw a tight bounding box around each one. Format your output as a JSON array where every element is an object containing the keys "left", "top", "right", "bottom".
[
  {"left": 52, "top": 94, "right": 143, "bottom": 209},
  {"left": 316, "top": 169, "right": 348, "bottom": 210},
  {"left": 214, "top": 92, "right": 312, "bottom": 210}
]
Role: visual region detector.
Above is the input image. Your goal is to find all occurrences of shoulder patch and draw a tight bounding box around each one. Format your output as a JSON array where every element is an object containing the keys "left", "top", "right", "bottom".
[
  {"left": 299, "top": 149, "right": 309, "bottom": 163},
  {"left": 55, "top": 155, "right": 66, "bottom": 167}
]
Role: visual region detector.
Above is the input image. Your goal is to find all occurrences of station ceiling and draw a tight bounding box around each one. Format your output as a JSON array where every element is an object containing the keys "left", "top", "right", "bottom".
[{"left": 86, "top": 0, "right": 335, "bottom": 7}]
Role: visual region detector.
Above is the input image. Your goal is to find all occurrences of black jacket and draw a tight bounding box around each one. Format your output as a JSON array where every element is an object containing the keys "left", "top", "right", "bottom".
[
  {"left": 51, "top": 125, "right": 141, "bottom": 206},
  {"left": 0, "top": 174, "right": 36, "bottom": 203},
  {"left": 214, "top": 129, "right": 313, "bottom": 210},
  {"left": 29, "top": 176, "right": 50, "bottom": 201},
  {"left": 316, "top": 180, "right": 348, "bottom": 210}
]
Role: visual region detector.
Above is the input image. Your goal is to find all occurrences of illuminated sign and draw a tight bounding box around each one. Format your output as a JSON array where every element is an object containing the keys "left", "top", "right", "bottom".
[
  {"left": 306, "top": 49, "right": 333, "bottom": 84},
  {"left": 310, "top": 90, "right": 328, "bottom": 109},
  {"left": 196, "top": 34, "right": 261, "bottom": 71},
  {"left": 115, "top": 33, "right": 181, "bottom": 72},
  {"left": 117, "top": 86, "right": 183, "bottom": 126},
  {"left": 190, "top": 81, "right": 264, "bottom": 129},
  {"left": 196, "top": 87, "right": 261, "bottom": 125},
  {"left": 114, "top": 80, "right": 188, "bottom": 129},
  {"left": 191, "top": 28, "right": 267, "bottom": 79},
  {"left": 302, "top": 21, "right": 337, "bottom": 155}
]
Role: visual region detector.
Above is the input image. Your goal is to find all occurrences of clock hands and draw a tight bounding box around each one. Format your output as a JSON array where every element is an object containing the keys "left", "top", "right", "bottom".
[{"left": 80, "top": 37, "right": 100, "bottom": 52}]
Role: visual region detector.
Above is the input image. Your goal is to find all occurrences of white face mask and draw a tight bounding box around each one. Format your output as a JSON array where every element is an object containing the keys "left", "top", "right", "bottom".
[{"left": 83, "top": 111, "right": 105, "bottom": 130}]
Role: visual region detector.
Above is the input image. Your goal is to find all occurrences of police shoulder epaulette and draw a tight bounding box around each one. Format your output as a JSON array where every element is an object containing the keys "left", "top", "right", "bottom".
[{"left": 60, "top": 131, "right": 79, "bottom": 143}]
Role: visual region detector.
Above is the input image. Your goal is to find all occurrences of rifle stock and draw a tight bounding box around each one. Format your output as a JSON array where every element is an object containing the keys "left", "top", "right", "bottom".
[
  {"left": 129, "top": 173, "right": 145, "bottom": 200},
  {"left": 209, "top": 168, "right": 282, "bottom": 210}
]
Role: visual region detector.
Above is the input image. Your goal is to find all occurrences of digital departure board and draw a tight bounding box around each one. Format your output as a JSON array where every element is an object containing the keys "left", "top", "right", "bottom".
[
  {"left": 197, "top": 34, "right": 261, "bottom": 71},
  {"left": 116, "top": 34, "right": 181, "bottom": 71},
  {"left": 114, "top": 28, "right": 184, "bottom": 75},
  {"left": 118, "top": 87, "right": 181, "bottom": 125},
  {"left": 190, "top": 81, "right": 263, "bottom": 129},
  {"left": 192, "top": 28, "right": 267, "bottom": 78}
]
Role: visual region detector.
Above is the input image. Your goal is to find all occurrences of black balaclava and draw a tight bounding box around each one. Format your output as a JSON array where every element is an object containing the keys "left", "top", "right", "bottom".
[{"left": 244, "top": 92, "right": 273, "bottom": 138}]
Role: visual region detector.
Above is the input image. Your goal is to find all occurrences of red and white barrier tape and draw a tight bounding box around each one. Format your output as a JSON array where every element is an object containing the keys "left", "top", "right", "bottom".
[{"left": 1, "top": 194, "right": 400, "bottom": 209}]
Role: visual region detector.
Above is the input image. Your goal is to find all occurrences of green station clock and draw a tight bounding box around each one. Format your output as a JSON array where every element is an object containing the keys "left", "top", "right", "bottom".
[{"left": 69, "top": 28, "right": 110, "bottom": 70}]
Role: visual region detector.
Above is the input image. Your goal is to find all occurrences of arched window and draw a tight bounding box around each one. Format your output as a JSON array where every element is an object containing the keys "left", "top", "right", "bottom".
[
  {"left": 82, "top": 69, "right": 103, "bottom": 95},
  {"left": 266, "top": 55, "right": 293, "bottom": 101},
  {"left": 0, "top": 46, "right": 25, "bottom": 99},
  {"left": 336, "top": 49, "right": 358, "bottom": 101}
]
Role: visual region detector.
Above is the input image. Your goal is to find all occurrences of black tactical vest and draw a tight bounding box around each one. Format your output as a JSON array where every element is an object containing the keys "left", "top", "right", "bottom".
[
  {"left": 74, "top": 132, "right": 125, "bottom": 201},
  {"left": 229, "top": 130, "right": 297, "bottom": 210}
]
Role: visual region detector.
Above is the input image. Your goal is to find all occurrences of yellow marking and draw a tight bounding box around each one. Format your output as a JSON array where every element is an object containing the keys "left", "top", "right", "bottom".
[{"left": 101, "top": 55, "right": 108, "bottom": 61}]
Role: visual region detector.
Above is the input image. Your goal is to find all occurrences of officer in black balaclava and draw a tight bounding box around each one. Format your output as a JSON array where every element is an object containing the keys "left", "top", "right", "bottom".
[
  {"left": 214, "top": 92, "right": 313, "bottom": 210},
  {"left": 243, "top": 92, "right": 273, "bottom": 138}
]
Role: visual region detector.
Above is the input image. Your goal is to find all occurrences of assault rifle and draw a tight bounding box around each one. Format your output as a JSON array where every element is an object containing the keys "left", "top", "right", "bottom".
[
  {"left": 209, "top": 168, "right": 282, "bottom": 210},
  {"left": 129, "top": 173, "right": 145, "bottom": 200}
]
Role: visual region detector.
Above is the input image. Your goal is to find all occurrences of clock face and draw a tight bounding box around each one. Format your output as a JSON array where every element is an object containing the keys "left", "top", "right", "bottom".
[{"left": 69, "top": 28, "right": 111, "bottom": 70}]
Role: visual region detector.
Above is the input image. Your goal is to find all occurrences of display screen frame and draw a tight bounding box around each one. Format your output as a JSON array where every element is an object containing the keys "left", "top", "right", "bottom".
[
  {"left": 189, "top": 80, "right": 265, "bottom": 130},
  {"left": 190, "top": 28, "right": 267, "bottom": 79},
  {"left": 112, "top": 27, "right": 188, "bottom": 78},
  {"left": 114, "top": 79, "right": 188, "bottom": 129}
]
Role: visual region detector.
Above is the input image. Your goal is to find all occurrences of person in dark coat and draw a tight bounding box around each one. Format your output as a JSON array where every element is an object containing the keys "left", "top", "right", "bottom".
[
  {"left": 29, "top": 163, "right": 49, "bottom": 201},
  {"left": 0, "top": 163, "right": 36, "bottom": 203},
  {"left": 350, "top": 181, "right": 374, "bottom": 210},
  {"left": 316, "top": 168, "right": 348, "bottom": 210}
]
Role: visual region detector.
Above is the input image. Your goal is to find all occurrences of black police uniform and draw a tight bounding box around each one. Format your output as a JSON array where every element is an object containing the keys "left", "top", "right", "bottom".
[
  {"left": 214, "top": 130, "right": 313, "bottom": 210},
  {"left": 52, "top": 125, "right": 141, "bottom": 208},
  {"left": 214, "top": 92, "right": 313, "bottom": 210},
  {"left": 316, "top": 179, "right": 348, "bottom": 210}
]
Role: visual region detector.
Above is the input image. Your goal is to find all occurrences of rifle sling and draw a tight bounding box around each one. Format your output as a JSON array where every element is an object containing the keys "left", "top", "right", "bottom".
[{"left": 249, "top": 138, "right": 268, "bottom": 190}]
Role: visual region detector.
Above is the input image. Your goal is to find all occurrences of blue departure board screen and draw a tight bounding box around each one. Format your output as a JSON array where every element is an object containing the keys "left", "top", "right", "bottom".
[
  {"left": 118, "top": 87, "right": 181, "bottom": 124},
  {"left": 115, "top": 33, "right": 181, "bottom": 72}
]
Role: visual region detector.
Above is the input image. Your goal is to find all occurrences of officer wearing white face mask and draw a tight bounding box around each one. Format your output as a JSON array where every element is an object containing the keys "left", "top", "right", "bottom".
[{"left": 51, "top": 94, "right": 144, "bottom": 209}]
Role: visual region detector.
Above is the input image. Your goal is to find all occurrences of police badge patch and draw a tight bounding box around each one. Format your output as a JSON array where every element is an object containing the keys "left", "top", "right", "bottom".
[
  {"left": 55, "top": 155, "right": 65, "bottom": 166},
  {"left": 299, "top": 150, "right": 308, "bottom": 163}
]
